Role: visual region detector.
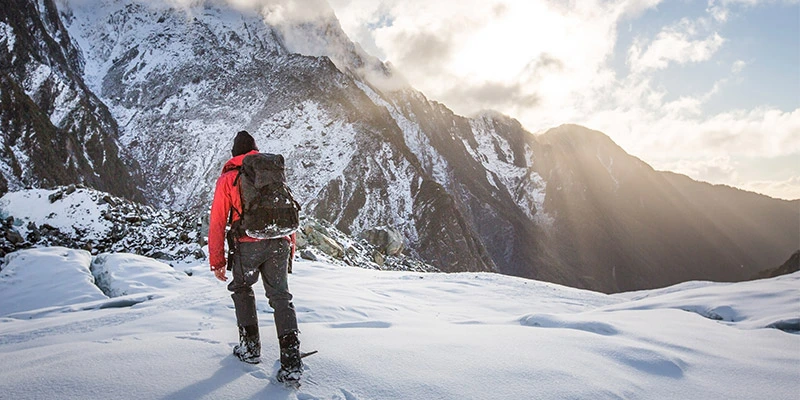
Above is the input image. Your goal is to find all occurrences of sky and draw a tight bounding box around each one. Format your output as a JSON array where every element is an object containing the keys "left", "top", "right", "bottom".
[{"left": 325, "top": 0, "right": 800, "bottom": 200}]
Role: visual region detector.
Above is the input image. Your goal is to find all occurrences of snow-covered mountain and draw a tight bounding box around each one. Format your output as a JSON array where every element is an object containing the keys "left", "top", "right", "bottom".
[
  {"left": 0, "top": 0, "right": 141, "bottom": 200},
  {"left": 0, "top": 247, "right": 798, "bottom": 399},
  {"left": 1, "top": 0, "right": 797, "bottom": 292}
]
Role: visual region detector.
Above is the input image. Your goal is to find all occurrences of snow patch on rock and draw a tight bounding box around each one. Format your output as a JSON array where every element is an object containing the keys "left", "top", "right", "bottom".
[
  {"left": 467, "top": 116, "right": 552, "bottom": 225},
  {"left": 0, "top": 22, "right": 15, "bottom": 54},
  {"left": 0, "top": 186, "right": 205, "bottom": 262}
]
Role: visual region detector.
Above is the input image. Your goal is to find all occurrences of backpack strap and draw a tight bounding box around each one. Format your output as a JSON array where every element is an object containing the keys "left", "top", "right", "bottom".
[
  {"left": 227, "top": 206, "right": 242, "bottom": 225},
  {"left": 227, "top": 167, "right": 244, "bottom": 222},
  {"left": 232, "top": 168, "right": 243, "bottom": 188},
  {"left": 227, "top": 167, "right": 244, "bottom": 236}
]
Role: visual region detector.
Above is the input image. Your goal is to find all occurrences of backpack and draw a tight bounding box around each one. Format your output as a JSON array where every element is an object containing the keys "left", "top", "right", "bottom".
[{"left": 231, "top": 153, "right": 301, "bottom": 239}]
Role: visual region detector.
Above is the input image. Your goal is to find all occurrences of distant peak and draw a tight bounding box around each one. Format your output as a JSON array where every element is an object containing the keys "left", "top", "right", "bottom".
[{"left": 541, "top": 124, "right": 615, "bottom": 145}]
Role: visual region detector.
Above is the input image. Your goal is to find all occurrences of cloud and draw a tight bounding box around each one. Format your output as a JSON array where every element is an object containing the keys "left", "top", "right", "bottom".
[
  {"left": 441, "top": 81, "right": 541, "bottom": 111},
  {"left": 627, "top": 19, "right": 725, "bottom": 73},
  {"left": 586, "top": 105, "right": 800, "bottom": 163},
  {"left": 382, "top": 30, "right": 455, "bottom": 72},
  {"left": 334, "top": 0, "right": 628, "bottom": 123},
  {"left": 741, "top": 176, "right": 800, "bottom": 200},
  {"left": 731, "top": 59, "right": 747, "bottom": 73}
]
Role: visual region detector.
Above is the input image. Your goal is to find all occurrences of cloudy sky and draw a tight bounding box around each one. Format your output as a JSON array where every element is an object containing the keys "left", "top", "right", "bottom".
[{"left": 325, "top": 0, "right": 799, "bottom": 200}]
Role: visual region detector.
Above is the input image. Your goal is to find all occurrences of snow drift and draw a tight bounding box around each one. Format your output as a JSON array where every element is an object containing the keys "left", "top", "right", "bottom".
[{"left": 0, "top": 247, "right": 797, "bottom": 399}]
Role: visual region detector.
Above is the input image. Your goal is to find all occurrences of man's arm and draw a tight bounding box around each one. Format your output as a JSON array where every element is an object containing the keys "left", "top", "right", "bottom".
[{"left": 208, "top": 174, "right": 231, "bottom": 280}]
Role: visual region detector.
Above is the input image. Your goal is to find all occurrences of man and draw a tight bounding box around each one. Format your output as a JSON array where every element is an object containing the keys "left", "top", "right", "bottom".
[{"left": 208, "top": 130, "right": 303, "bottom": 383}]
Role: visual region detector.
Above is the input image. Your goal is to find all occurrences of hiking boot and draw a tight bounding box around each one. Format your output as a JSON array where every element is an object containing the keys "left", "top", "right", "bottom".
[
  {"left": 276, "top": 330, "right": 302, "bottom": 383},
  {"left": 233, "top": 324, "right": 261, "bottom": 364}
]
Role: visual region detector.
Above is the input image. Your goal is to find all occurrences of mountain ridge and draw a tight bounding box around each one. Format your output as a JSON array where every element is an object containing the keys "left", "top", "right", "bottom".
[{"left": 0, "top": 0, "right": 797, "bottom": 292}]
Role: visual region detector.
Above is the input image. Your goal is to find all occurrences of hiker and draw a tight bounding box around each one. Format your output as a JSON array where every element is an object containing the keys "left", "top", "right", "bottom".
[{"left": 208, "top": 130, "right": 303, "bottom": 384}]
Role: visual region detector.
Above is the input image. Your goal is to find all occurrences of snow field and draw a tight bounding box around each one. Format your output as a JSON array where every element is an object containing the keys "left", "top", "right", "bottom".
[
  {"left": 0, "top": 248, "right": 106, "bottom": 317},
  {"left": 0, "top": 247, "right": 798, "bottom": 399}
]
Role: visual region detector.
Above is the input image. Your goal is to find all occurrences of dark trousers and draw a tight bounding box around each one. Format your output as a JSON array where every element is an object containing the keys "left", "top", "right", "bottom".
[{"left": 227, "top": 238, "right": 298, "bottom": 337}]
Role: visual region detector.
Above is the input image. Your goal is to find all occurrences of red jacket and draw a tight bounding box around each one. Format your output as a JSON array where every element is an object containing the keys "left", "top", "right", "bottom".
[{"left": 208, "top": 150, "right": 295, "bottom": 270}]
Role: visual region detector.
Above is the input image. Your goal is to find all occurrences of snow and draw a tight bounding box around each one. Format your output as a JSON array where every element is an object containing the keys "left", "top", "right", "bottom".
[
  {"left": 0, "top": 187, "right": 205, "bottom": 262},
  {"left": 0, "top": 188, "right": 112, "bottom": 241},
  {"left": 18, "top": 57, "right": 80, "bottom": 129},
  {"left": 0, "top": 21, "right": 15, "bottom": 54},
  {"left": 610, "top": 276, "right": 800, "bottom": 331},
  {"left": 90, "top": 253, "right": 201, "bottom": 297},
  {"left": 345, "top": 141, "right": 419, "bottom": 242},
  {"left": 254, "top": 101, "right": 359, "bottom": 207},
  {"left": 9, "top": 142, "right": 31, "bottom": 183},
  {"left": 597, "top": 152, "right": 620, "bottom": 191},
  {"left": 49, "top": 85, "right": 80, "bottom": 128},
  {"left": 23, "top": 63, "right": 53, "bottom": 99},
  {"left": 467, "top": 116, "right": 553, "bottom": 225},
  {"left": 0, "top": 247, "right": 797, "bottom": 399},
  {"left": 0, "top": 248, "right": 106, "bottom": 317},
  {"left": 355, "top": 81, "right": 450, "bottom": 186}
]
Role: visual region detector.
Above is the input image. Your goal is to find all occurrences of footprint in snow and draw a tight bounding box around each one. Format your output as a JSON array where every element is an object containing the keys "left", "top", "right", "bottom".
[
  {"left": 248, "top": 368, "right": 271, "bottom": 380},
  {"left": 94, "top": 337, "right": 123, "bottom": 344},
  {"left": 328, "top": 321, "right": 391, "bottom": 329},
  {"left": 198, "top": 321, "right": 214, "bottom": 330},
  {"left": 174, "top": 335, "right": 220, "bottom": 345}
]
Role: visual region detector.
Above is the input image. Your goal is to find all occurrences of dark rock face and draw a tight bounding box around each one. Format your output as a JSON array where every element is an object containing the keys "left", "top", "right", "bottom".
[
  {"left": 413, "top": 179, "right": 496, "bottom": 272},
  {"left": 0, "top": 0, "right": 142, "bottom": 201},
  {"left": 752, "top": 250, "right": 800, "bottom": 280}
]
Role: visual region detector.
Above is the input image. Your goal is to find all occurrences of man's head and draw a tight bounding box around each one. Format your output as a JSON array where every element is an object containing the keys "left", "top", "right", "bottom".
[{"left": 232, "top": 130, "right": 258, "bottom": 157}]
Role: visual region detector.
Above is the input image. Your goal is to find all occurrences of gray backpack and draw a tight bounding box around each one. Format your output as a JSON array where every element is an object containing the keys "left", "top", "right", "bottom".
[{"left": 232, "top": 153, "right": 301, "bottom": 239}]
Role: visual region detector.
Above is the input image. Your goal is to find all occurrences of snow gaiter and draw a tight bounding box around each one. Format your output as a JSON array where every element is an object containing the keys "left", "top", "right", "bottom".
[
  {"left": 233, "top": 324, "right": 261, "bottom": 364},
  {"left": 278, "top": 330, "right": 302, "bottom": 372}
]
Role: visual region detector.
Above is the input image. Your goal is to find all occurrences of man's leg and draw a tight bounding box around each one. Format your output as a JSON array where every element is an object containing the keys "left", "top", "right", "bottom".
[
  {"left": 228, "top": 243, "right": 264, "bottom": 363},
  {"left": 259, "top": 239, "right": 298, "bottom": 337},
  {"left": 259, "top": 239, "right": 302, "bottom": 381},
  {"left": 228, "top": 245, "right": 262, "bottom": 326}
]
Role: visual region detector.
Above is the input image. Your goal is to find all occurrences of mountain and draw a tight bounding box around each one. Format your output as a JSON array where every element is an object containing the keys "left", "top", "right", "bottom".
[
  {"left": 531, "top": 125, "right": 800, "bottom": 291},
  {"left": 0, "top": 247, "right": 798, "bottom": 398},
  {"left": 0, "top": 0, "right": 797, "bottom": 292},
  {"left": 0, "top": 0, "right": 141, "bottom": 200},
  {"left": 56, "top": 0, "right": 498, "bottom": 274},
  {"left": 752, "top": 250, "right": 800, "bottom": 279}
]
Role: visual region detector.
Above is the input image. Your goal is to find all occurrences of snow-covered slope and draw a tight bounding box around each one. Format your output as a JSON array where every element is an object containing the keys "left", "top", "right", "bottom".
[
  {"left": 0, "top": 248, "right": 797, "bottom": 399},
  {"left": 0, "top": 185, "right": 204, "bottom": 261},
  {"left": 0, "top": 0, "right": 141, "bottom": 199}
]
